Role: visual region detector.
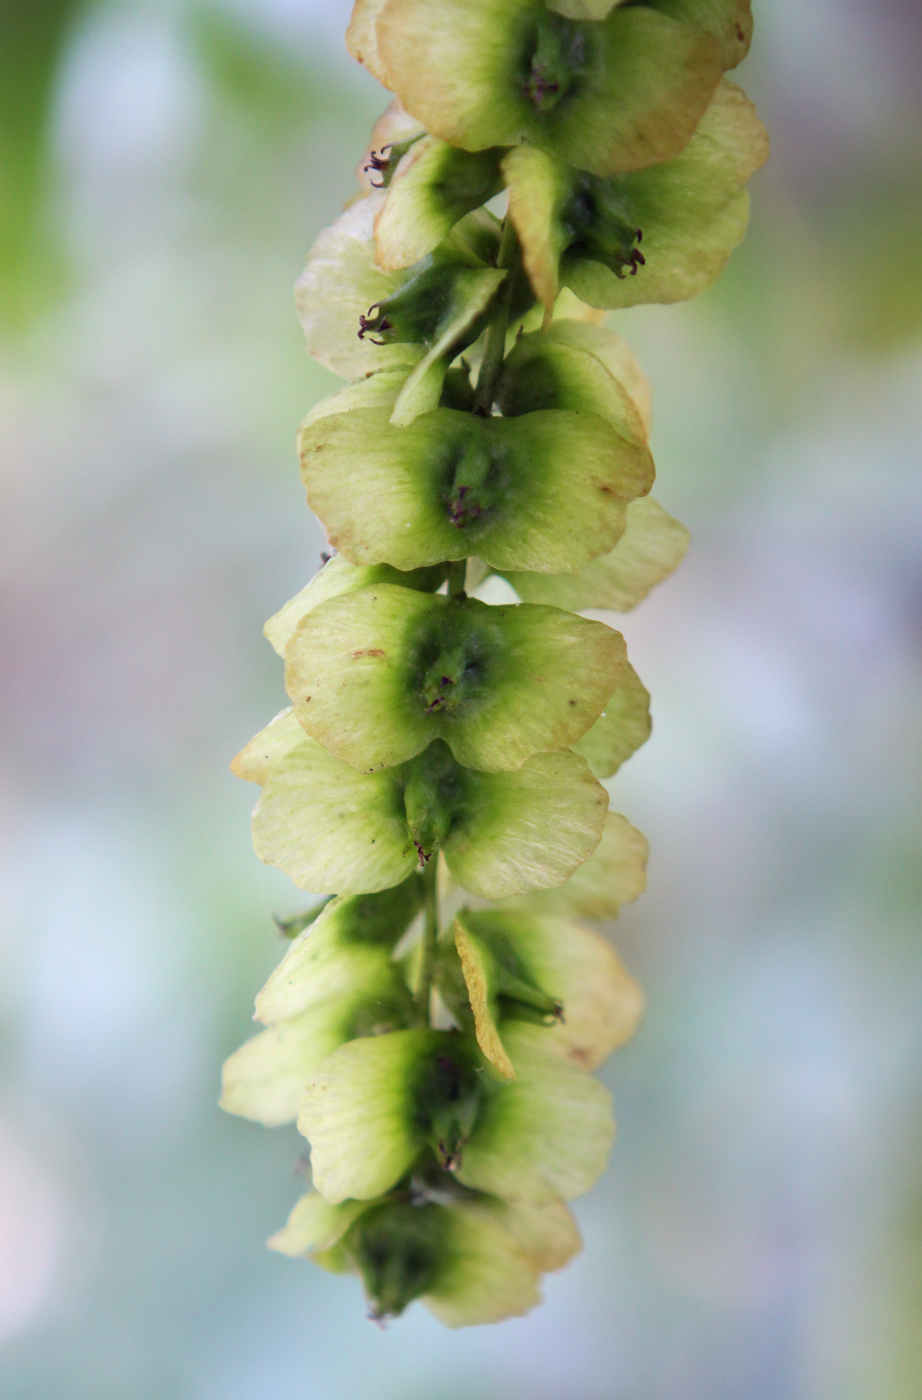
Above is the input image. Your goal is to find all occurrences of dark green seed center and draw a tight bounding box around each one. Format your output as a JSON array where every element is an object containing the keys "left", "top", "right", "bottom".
[{"left": 519, "top": 12, "right": 591, "bottom": 115}]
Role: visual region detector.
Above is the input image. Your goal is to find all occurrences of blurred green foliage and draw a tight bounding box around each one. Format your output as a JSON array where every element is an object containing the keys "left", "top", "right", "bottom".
[
  {"left": 187, "top": 6, "right": 334, "bottom": 129},
  {"left": 0, "top": 0, "right": 83, "bottom": 330},
  {"left": 836, "top": 188, "right": 922, "bottom": 352}
]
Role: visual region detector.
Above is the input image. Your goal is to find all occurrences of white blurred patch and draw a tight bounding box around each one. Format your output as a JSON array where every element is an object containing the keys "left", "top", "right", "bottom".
[
  {"left": 55, "top": 9, "right": 203, "bottom": 171},
  {"left": 0, "top": 1122, "right": 62, "bottom": 1343},
  {"left": 10, "top": 810, "right": 206, "bottom": 1134},
  {"left": 469, "top": 574, "right": 520, "bottom": 607},
  {"left": 220, "top": 0, "right": 356, "bottom": 50}
]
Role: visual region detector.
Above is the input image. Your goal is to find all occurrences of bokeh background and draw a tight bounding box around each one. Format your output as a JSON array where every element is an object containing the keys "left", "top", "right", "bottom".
[{"left": 1, "top": 1, "right": 921, "bottom": 1396}]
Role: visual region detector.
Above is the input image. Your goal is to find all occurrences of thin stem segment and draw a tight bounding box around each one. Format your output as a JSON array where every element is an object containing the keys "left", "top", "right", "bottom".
[
  {"left": 414, "top": 224, "right": 519, "bottom": 1016},
  {"left": 446, "top": 559, "right": 467, "bottom": 596},
  {"left": 472, "top": 216, "right": 520, "bottom": 417},
  {"left": 415, "top": 855, "right": 440, "bottom": 1025}
]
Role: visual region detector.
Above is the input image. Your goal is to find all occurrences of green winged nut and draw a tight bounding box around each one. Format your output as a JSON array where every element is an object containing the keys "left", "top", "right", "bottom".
[
  {"left": 495, "top": 319, "right": 650, "bottom": 440},
  {"left": 295, "top": 192, "right": 510, "bottom": 421},
  {"left": 299, "top": 404, "right": 653, "bottom": 574},
  {"left": 355, "top": 97, "right": 425, "bottom": 194},
  {"left": 504, "top": 79, "right": 769, "bottom": 316},
  {"left": 298, "top": 1023, "right": 613, "bottom": 1205},
  {"left": 361, "top": 0, "right": 748, "bottom": 176},
  {"left": 503, "top": 316, "right": 654, "bottom": 433},
  {"left": 296, "top": 192, "right": 424, "bottom": 380},
  {"left": 374, "top": 135, "right": 506, "bottom": 272},
  {"left": 449, "top": 908, "right": 644, "bottom": 1077},
  {"left": 302, "top": 194, "right": 529, "bottom": 426},
  {"left": 220, "top": 980, "right": 414, "bottom": 1127},
  {"left": 233, "top": 712, "right": 609, "bottom": 897},
  {"left": 254, "top": 882, "right": 423, "bottom": 1023},
  {"left": 541, "top": 1, "right": 752, "bottom": 68},
  {"left": 220, "top": 884, "right": 424, "bottom": 1126},
  {"left": 269, "top": 1189, "right": 581, "bottom": 1326},
  {"left": 284, "top": 583, "right": 626, "bottom": 773}
]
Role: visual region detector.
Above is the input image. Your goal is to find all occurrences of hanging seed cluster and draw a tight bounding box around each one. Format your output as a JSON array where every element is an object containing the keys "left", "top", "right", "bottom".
[{"left": 222, "top": 0, "right": 767, "bottom": 1327}]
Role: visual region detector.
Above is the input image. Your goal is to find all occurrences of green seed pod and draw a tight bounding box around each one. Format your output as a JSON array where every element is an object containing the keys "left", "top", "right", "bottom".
[
  {"left": 345, "top": 1200, "right": 443, "bottom": 1318},
  {"left": 495, "top": 322, "right": 649, "bottom": 440},
  {"left": 449, "top": 906, "right": 643, "bottom": 1076},
  {"left": 356, "top": 98, "right": 425, "bottom": 190},
  {"left": 220, "top": 883, "right": 426, "bottom": 1126},
  {"left": 269, "top": 1190, "right": 372, "bottom": 1262},
  {"left": 504, "top": 80, "right": 768, "bottom": 316},
  {"left": 374, "top": 136, "right": 506, "bottom": 271},
  {"left": 411, "top": 1036, "right": 485, "bottom": 1168},
  {"left": 297, "top": 1029, "right": 478, "bottom": 1200},
  {"left": 368, "top": 0, "right": 731, "bottom": 176},
  {"left": 284, "top": 584, "right": 626, "bottom": 772},
  {"left": 255, "top": 881, "right": 424, "bottom": 1024},
  {"left": 450, "top": 916, "right": 567, "bottom": 1044},
  {"left": 299, "top": 405, "right": 653, "bottom": 573},
  {"left": 234, "top": 714, "right": 609, "bottom": 897},
  {"left": 296, "top": 194, "right": 508, "bottom": 384},
  {"left": 486, "top": 323, "right": 689, "bottom": 609},
  {"left": 368, "top": 261, "right": 511, "bottom": 426},
  {"left": 514, "top": 316, "right": 654, "bottom": 430},
  {"left": 355, "top": 256, "right": 498, "bottom": 349},
  {"left": 219, "top": 980, "right": 415, "bottom": 1127},
  {"left": 298, "top": 1023, "right": 613, "bottom": 1205},
  {"left": 269, "top": 1189, "right": 581, "bottom": 1326}
]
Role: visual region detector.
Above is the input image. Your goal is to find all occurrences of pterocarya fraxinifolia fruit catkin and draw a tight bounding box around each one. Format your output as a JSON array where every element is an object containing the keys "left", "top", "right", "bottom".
[{"left": 222, "top": 0, "right": 767, "bottom": 1327}]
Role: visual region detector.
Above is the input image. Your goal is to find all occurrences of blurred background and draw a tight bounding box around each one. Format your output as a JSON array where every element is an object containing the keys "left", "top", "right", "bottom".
[{"left": 1, "top": 1, "right": 921, "bottom": 1396}]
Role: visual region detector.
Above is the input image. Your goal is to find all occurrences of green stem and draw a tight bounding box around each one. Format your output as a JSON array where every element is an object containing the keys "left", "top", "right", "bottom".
[
  {"left": 472, "top": 216, "right": 519, "bottom": 417},
  {"left": 415, "top": 856, "right": 440, "bottom": 1026},
  {"left": 446, "top": 559, "right": 467, "bottom": 596},
  {"left": 413, "top": 223, "right": 520, "bottom": 1025}
]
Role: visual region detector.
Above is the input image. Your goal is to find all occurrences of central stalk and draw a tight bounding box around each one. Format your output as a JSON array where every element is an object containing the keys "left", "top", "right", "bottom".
[
  {"left": 472, "top": 217, "right": 520, "bottom": 416},
  {"left": 415, "top": 855, "right": 440, "bottom": 1025},
  {"left": 411, "top": 251, "right": 518, "bottom": 1022}
]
